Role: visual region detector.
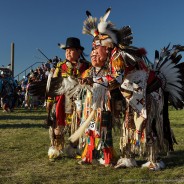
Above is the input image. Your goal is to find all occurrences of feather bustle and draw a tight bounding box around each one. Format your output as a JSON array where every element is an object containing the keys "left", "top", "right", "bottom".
[{"left": 154, "top": 44, "right": 184, "bottom": 109}]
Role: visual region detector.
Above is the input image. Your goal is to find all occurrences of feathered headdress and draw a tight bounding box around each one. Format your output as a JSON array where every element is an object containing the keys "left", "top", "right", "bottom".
[{"left": 82, "top": 8, "right": 133, "bottom": 49}]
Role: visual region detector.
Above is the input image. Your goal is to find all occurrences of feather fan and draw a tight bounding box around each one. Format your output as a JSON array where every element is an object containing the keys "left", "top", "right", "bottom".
[{"left": 28, "top": 77, "right": 63, "bottom": 97}]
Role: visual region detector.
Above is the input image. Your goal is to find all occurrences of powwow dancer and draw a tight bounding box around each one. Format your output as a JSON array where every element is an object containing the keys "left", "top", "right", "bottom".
[
  {"left": 0, "top": 68, "right": 17, "bottom": 112},
  {"left": 69, "top": 8, "right": 184, "bottom": 170},
  {"left": 68, "top": 11, "right": 126, "bottom": 166},
  {"left": 48, "top": 37, "right": 91, "bottom": 160},
  {"left": 72, "top": 38, "right": 117, "bottom": 166},
  {"left": 29, "top": 37, "right": 90, "bottom": 160}
]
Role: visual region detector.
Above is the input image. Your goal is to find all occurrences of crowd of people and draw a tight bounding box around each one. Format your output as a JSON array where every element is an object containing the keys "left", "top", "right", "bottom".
[{"left": 0, "top": 57, "right": 60, "bottom": 112}]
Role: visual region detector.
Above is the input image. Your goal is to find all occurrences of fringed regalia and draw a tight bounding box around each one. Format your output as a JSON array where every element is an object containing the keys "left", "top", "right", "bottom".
[
  {"left": 80, "top": 7, "right": 184, "bottom": 170},
  {"left": 48, "top": 59, "right": 90, "bottom": 156},
  {"left": 78, "top": 66, "right": 114, "bottom": 165}
]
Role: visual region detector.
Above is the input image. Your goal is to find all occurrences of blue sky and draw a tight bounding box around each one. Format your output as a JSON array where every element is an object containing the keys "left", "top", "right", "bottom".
[{"left": 0, "top": 0, "right": 184, "bottom": 79}]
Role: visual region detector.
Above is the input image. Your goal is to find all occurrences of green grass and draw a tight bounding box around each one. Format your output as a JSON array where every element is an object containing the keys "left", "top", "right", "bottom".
[{"left": 0, "top": 108, "right": 184, "bottom": 184}]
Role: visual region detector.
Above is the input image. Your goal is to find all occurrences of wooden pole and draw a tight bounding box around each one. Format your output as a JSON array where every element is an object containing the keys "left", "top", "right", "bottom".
[{"left": 11, "top": 42, "right": 15, "bottom": 77}]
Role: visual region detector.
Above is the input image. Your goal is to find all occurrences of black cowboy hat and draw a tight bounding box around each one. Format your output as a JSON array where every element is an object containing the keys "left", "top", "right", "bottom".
[{"left": 58, "top": 37, "right": 84, "bottom": 50}]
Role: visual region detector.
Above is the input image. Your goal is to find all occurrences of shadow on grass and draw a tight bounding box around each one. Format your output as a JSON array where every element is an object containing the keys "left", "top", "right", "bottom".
[
  {"left": 172, "top": 123, "right": 184, "bottom": 128},
  {"left": 125, "top": 149, "right": 184, "bottom": 169},
  {"left": 0, "top": 115, "right": 46, "bottom": 121},
  {"left": 163, "top": 150, "right": 184, "bottom": 168},
  {"left": 13, "top": 109, "right": 46, "bottom": 113},
  {"left": 0, "top": 108, "right": 46, "bottom": 114},
  {"left": 0, "top": 122, "right": 47, "bottom": 129}
]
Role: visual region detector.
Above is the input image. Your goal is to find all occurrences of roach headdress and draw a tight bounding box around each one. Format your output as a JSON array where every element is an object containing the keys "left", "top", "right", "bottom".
[{"left": 82, "top": 8, "right": 133, "bottom": 49}]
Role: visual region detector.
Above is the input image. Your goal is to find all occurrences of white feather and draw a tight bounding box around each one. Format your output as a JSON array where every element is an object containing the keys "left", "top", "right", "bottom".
[
  {"left": 153, "top": 58, "right": 159, "bottom": 70},
  {"left": 160, "top": 59, "right": 173, "bottom": 69},
  {"left": 157, "top": 56, "right": 170, "bottom": 69},
  {"left": 46, "top": 72, "right": 53, "bottom": 93},
  {"left": 160, "top": 63, "right": 176, "bottom": 77},
  {"left": 165, "top": 76, "right": 181, "bottom": 84},
  {"left": 68, "top": 110, "right": 96, "bottom": 143},
  {"left": 166, "top": 82, "right": 183, "bottom": 92},
  {"left": 105, "top": 30, "right": 118, "bottom": 44},
  {"left": 165, "top": 85, "right": 183, "bottom": 100},
  {"left": 101, "top": 8, "right": 111, "bottom": 22},
  {"left": 58, "top": 44, "right": 66, "bottom": 49},
  {"left": 125, "top": 52, "right": 136, "bottom": 62},
  {"left": 171, "top": 95, "right": 182, "bottom": 106},
  {"left": 98, "top": 22, "right": 108, "bottom": 33},
  {"left": 160, "top": 49, "right": 169, "bottom": 60},
  {"left": 98, "top": 21, "right": 117, "bottom": 44},
  {"left": 54, "top": 77, "right": 78, "bottom": 95},
  {"left": 163, "top": 67, "right": 180, "bottom": 78}
]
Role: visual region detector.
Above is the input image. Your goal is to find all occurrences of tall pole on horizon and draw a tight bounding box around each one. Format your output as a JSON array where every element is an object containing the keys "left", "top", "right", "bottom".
[{"left": 11, "top": 42, "right": 14, "bottom": 77}]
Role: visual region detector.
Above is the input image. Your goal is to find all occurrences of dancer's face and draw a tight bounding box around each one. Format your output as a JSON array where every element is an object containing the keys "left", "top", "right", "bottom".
[
  {"left": 65, "top": 48, "right": 81, "bottom": 63},
  {"left": 90, "top": 46, "right": 108, "bottom": 67}
]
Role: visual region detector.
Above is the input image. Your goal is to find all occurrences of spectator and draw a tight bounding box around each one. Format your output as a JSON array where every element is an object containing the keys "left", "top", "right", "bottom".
[{"left": 52, "top": 56, "right": 59, "bottom": 68}]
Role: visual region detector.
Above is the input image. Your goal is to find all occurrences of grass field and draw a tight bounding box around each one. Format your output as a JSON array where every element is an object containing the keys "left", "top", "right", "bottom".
[{"left": 0, "top": 108, "right": 184, "bottom": 184}]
